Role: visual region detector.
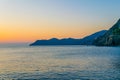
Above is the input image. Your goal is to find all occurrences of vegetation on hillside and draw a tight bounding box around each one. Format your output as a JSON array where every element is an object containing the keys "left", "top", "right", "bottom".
[{"left": 113, "top": 27, "right": 120, "bottom": 35}]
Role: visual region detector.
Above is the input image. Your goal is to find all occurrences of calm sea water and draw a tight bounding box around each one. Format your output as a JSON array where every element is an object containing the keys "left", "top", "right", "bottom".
[{"left": 0, "top": 44, "right": 120, "bottom": 80}]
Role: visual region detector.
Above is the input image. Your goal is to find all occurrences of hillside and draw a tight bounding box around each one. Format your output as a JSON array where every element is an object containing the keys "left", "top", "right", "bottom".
[
  {"left": 94, "top": 19, "right": 120, "bottom": 46},
  {"left": 80, "top": 30, "right": 107, "bottom": 45}
]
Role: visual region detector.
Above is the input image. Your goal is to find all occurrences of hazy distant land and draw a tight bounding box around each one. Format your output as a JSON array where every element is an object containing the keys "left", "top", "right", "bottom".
[{"left": 30, "top": 19, "right": 120, "bottom": 46}]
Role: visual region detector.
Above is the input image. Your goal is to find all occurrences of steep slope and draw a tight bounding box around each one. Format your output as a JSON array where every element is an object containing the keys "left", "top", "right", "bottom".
[
  {"left": 80, "top": 30, "right": 107, "bottom": 45},
  {"left": 94, "top": 19, "right": 120, "bottom": 46}
]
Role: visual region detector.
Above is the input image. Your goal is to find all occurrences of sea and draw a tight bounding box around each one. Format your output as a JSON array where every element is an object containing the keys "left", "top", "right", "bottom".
[{"left": 0, "top": 43, "right": 120, "bottom": 80}]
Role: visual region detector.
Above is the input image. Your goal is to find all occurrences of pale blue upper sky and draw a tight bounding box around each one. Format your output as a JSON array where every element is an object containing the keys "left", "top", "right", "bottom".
[{"left": 0, "top": 0, "right": 120, "bottom": 42}]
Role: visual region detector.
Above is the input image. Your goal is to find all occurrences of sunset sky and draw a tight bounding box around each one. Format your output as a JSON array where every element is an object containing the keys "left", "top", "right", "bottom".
[{"left": 0, "top": 0, "right": 120, "bottom": 43}]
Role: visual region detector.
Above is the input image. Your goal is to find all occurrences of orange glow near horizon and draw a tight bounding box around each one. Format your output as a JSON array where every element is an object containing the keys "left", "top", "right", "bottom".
[
  {"left": 0, "top": 0, "right": 119, "bottom": 43},
  {"left": 0, "top": 23, "right": 100, "bottom": 43}
]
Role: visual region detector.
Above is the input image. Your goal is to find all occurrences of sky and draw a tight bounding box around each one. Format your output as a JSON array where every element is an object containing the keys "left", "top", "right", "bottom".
[{"left": 0, "top": 0, "right": 120, "bottom": 43}]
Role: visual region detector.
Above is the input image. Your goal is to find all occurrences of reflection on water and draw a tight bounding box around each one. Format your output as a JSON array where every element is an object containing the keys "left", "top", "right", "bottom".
[{"left": 0, "top": 44, "right": 120, "bottom": 80}]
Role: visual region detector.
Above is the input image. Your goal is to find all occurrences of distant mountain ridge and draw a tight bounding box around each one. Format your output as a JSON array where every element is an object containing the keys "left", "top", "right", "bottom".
[
  {"left": 30, "top": 38, "right": 81, "bottom": 46},
  {"left": 94, "top": 19, "right": 120, "bottom": 46},
  {"left": 30, "top": 30, "right": 107, "bottom": 46},
  {"left": 30, "top": 19, "right": 120, "bottom": 46}
]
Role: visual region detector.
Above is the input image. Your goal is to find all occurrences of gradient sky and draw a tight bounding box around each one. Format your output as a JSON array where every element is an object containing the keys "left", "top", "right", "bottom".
[{"left": 0, "top": 0, "right": 120, "bottom": 43}]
